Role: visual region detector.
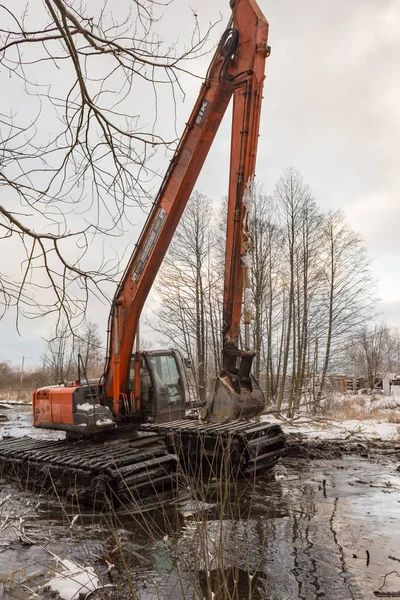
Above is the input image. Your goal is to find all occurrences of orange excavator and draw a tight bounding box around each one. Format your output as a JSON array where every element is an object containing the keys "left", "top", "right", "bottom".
[{"left": 0, "top": 0, "right": 285, "bottom": 506}]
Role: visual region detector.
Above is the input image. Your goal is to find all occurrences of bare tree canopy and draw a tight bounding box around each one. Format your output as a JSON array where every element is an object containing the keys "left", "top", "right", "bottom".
[
  {"left": 41, "top": 319, "right": 103, "bottom": 383},
  {"left": 345, "top": 324, "right": 400, "bottom": 390},
  {"left": 151, "top": 191, "right": 223, "bottom": 403},
  {"left": 0, "top": 0, "right": 213, "bottom": 328},
  {"left": 153, "top": 169, "right": 378, "bottom": 415}
]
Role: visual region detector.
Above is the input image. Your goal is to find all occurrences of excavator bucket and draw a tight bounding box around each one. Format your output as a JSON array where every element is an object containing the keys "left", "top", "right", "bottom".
[{"left": 202, "top": 372, "right": 265, "bottom": 425}]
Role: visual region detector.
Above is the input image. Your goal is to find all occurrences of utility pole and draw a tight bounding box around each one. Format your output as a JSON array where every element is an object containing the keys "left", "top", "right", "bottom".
[{"left": 20, "top": 356, "right": 25, "bottom": 386}]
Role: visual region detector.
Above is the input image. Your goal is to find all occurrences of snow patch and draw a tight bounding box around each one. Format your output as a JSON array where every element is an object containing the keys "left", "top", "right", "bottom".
[
  {"left": 96, "top": 418, "right": 114, "bottom": 426},
  {"left": 242, "top": 253, "right": 251, "bottom": 269},
  {"left": 262, "top": 413, "right": 400, "bottom": 442},
  {"left": 244, "top": 287, "right": 252, "bottom": 311},
  {"left": 241, "top": 177, "right": 254, "bottom": 278},
  {"left": 242, "top": 176, "right": 254, "bottom": 227},
  {"left": 179, "top": 500, "right": 217, "bottom": 519},
  {"left": 46, "top": 559, "right": 100, "bottom": 600},
  {"left": 76, "top": 403, "right": 99, "bottom": 412},
  {"left": 0, "top": 399, "right": 33, "bottom": 405},
  {"left": 369, "top": 396, "right": 400, "bottom": 409},
  {"left": 70, "top": 515, "right": 79, "bottom": 528}
]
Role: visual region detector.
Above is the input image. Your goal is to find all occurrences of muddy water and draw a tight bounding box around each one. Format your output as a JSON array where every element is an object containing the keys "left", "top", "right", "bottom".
[
  {"left": 0, "top": 406, "right": 399, "bottom": 599},
  {"left": 0, "top": 404, "right": 64, "bottom": 440},
  {"left": 131, "top": 456, "right": 400, "bottom": 600}
]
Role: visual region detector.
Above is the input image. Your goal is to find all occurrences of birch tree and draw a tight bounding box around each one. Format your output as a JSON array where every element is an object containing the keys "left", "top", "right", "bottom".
[
  {"left": 249, "top": 188, "right": 283, "bottom": 403},
  {"left": 274, "top": 169, "right": 313, "bottom": 410}
]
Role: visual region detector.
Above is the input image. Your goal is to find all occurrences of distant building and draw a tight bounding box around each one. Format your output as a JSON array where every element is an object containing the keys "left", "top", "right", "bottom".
[{"left": 382, "top": 373, "right": 400, "bottom": 396}]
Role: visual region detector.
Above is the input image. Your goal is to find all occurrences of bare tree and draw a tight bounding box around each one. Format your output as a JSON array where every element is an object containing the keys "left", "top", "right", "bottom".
[
  {"left": 290, "top": 191, "right": 323, "bottom": 413},
  {"left": 249, "top": 187, "right": 283, "bottom": 403},
  {"left": 385, "top": 328, "right": 400, "bottom": 374},
  {"left": 274, "top": 169, "right": 313, "bottom": 410},
  {"left": 345, "top": 324, "right": 393, "bottom": 389},
  {"left": 316, "top": 210, "right": 376, "bottom": 403},
  {"left": 0, "top": 361, "right": 15, "bottom": 390},
  {"left": 74, "top": 320, "right": 104, "bottom": 379},
  {"left": 248, "top": 172, "right": 376, "bottom": 413},
  {"left": 41, "top": 322, "right": 75, "bottom": 384},
  {"left": 0, "top": 1, "right": 214, "bottom": 329},
  {"left": 41, "top": 318, "right": 104, "bottom": 384},
  {"left": 152, "top": 192, "right": 220, "bottom": 403}
]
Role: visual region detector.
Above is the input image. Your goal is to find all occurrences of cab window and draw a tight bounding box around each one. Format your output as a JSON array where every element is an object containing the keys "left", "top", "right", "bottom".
[{"left": 147, "top": 354, "right": 183, "bottom": 410}]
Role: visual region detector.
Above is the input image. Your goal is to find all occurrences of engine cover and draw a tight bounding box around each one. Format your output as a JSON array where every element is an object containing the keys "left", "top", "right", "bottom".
[{"left": 33, "top": 383, "right": 116, "bottom": 435}]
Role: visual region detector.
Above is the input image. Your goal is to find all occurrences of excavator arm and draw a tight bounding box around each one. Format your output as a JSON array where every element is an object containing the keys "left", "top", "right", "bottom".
[
  {"left": 104, "top": 0, "right": 270, "bottom": 419},
  {"left": 223, "top": 1, "right": 270, "bottom": 363},
  {"left": 32, "top": 0, "right": 273, "bottom": 440},
  {"left": 104, "top": 26, "right": 234, "bottom": 412}
]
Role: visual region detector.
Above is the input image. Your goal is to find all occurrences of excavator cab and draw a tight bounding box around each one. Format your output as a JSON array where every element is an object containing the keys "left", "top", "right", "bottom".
[
  {"left": 33, "top": 349, "right": 187, "bottom": 437},
  {"left": 130, "top": 350, "right": 186, "bottom": 424}
]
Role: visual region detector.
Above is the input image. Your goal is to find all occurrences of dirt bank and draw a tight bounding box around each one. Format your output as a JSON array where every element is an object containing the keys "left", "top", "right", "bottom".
[{"left": 285, "top": 432, "right": 400, "bottom": 461}]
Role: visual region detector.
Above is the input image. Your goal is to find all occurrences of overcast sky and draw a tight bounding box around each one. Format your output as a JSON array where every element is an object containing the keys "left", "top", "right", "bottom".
[{"left": 2, "top": 0, "right": 400, "bottom": 368}]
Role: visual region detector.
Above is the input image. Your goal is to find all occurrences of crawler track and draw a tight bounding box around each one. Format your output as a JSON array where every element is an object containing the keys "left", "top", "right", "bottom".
[
  {"left": 0, "top": 419, "right": 285, "bottom": 508},
  {"left": 0, "top": 435, "right": 178, "bottom": 508},
  {"left": 140, "top": 419, "right": 286, "bottom": 478}
]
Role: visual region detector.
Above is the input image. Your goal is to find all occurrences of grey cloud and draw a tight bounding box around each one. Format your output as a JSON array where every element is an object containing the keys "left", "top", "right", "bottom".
[{"left": 2, "top": 0, "right": 399, "bottom": 363}]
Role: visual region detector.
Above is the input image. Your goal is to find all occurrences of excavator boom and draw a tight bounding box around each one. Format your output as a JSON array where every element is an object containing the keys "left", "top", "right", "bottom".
[
  {"left": 105, "top": 0, "right": 270, "bottom": 421},
  {"left": 105, "top": 29, "right": 235, "bottom": 410}
]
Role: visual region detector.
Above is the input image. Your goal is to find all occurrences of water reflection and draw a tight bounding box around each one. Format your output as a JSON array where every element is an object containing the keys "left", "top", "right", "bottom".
[
  {"left": 119, "top": 458, "right": 399, "bottom": 600},
  {"left": 1, "top": 406, "right": 399, "bottom": 599}
]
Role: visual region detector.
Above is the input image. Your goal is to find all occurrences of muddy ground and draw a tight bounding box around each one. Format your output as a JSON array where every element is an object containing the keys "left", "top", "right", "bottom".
[{"left": 0, "top": 405, "right": 399, "bottom": 600}]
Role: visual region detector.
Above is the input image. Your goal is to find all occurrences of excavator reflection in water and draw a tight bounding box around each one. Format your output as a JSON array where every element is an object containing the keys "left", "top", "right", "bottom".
[{"left": 0, "top": 0, "right": 285, "bottom": 506}]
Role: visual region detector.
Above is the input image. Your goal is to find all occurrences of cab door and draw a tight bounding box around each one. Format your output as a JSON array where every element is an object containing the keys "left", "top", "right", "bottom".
[{"left": 145, "top": 351, "right": 186, "bottom": 423}]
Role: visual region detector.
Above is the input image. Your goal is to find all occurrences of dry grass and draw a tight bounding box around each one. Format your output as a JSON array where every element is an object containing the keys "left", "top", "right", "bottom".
[
  {"left": 387, "top": 411, "right": 400, "bottom": 424},
  {"left": 328, "top": 396, "right": 396, "bottom": 422},
  {"left": 0, "top": 391, "right": 32, "bottom": 403}
]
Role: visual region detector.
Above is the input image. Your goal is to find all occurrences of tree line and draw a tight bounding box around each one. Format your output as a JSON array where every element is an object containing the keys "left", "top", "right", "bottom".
[
  {"left": 151, "top": 168, "right": 379, "bottom": 413},
  {"left": 0, "top": 321, "right": 103, "bottom": 398},
  {"left": 3, "top": 168, "right": 398, "bottom": 411}
]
